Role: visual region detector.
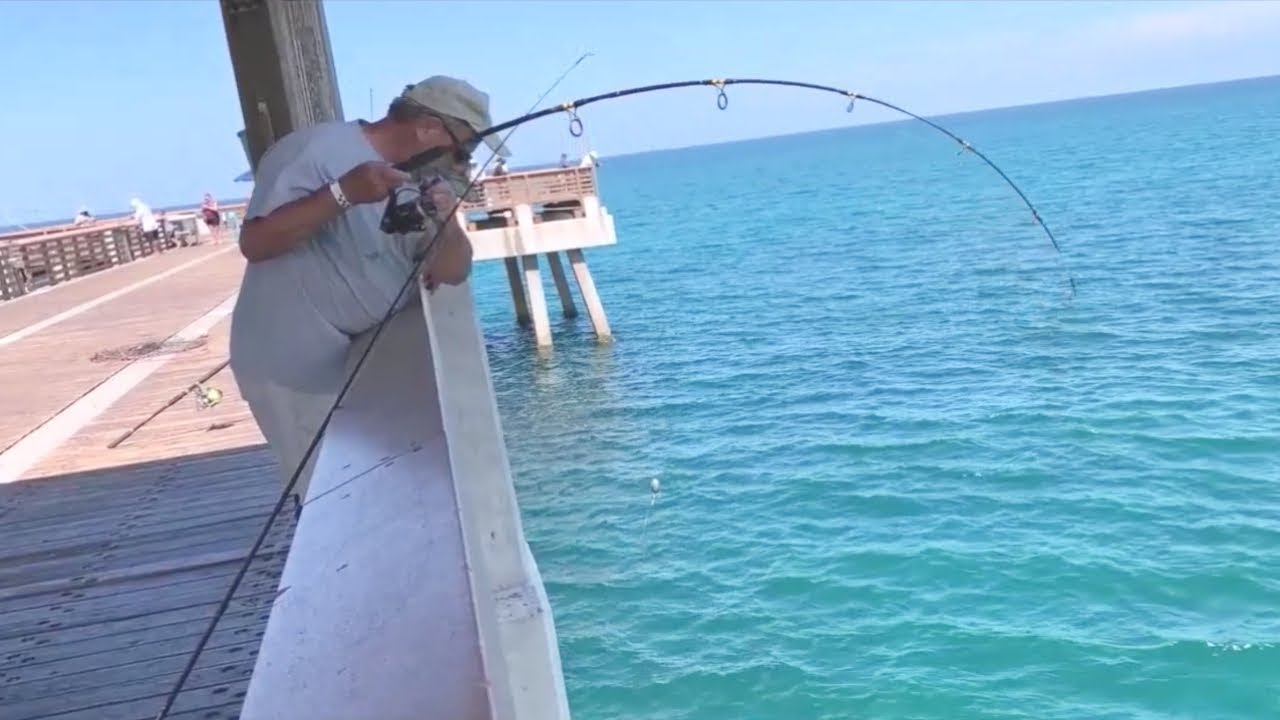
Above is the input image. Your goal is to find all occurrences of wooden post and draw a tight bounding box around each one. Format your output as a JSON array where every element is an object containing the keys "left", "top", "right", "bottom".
[
  {"left": 522, "top": 255, "right": 553, "bottom": 348},
  {"left": 219, "top": 0, "right": 344, "bottom": 170},
  {"left": 545, "top": 252, "right": 578, "bottom": 319},
  {"left": 566, "top": 249, "right": 611, "bottom": 341},
  {"left": 504, "top": 256, "right": 530, "bottom": 326}
]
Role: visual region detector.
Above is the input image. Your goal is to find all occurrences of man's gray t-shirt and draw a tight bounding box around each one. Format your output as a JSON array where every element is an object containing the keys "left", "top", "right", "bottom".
[{"left": 229, "top": 120, "right": 425, "bottom": 392}]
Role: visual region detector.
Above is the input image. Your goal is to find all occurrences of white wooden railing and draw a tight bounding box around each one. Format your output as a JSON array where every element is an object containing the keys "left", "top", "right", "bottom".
[{"left": 239, "top": 283, "right": 570, "bottom": 720}]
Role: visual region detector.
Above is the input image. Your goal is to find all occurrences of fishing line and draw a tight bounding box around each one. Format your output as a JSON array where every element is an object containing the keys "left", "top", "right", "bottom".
[
  {"left": 640, "top": 478, "right": 661, "bottom": 542},
  {"left": 156, "top": 72, "right": 1067, "bottom": 718},
  {"left": 641, "top": 478, "right": 662, "bottom": 533},
  {"left": 152, "top": 52, "right": 594, "bottom": 720}
]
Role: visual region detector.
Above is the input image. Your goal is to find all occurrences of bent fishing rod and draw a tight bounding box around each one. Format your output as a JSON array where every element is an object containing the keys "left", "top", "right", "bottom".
[
  {"left": 397, "top": 77, "right": 1075, "bottom": 292},
  {"left": 156, "top": 74, "right": 1071, "bottom": 719}
]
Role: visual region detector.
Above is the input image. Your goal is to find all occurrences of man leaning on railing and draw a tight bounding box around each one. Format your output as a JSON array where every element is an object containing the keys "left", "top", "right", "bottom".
[{"left": 228, "top": 75, "right": 510, "bottom": 509}]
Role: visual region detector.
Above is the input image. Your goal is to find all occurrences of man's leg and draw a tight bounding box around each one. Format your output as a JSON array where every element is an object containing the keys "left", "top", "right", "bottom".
[{"left": 239, "top": 378, "right": 338, "bottom": 507}]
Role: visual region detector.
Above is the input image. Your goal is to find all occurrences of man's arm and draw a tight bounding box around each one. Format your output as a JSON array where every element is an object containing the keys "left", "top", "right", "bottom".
[
  {"left": 239, "top": 188, "right": 342, "bottom": 262},
  {"left": 240, "top": 161, "right": 412, "bottom": 263},
  {"left": 424, "top": 217, "right": 474, "bottom": 290},
  {"left": 421, "top": 183, "right": 474, "bottom": 290}
]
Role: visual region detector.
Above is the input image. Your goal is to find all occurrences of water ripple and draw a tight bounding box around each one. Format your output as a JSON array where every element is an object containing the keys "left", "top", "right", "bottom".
[{"left": 475, "top": 77, "right": 1280, "bottom": 720}]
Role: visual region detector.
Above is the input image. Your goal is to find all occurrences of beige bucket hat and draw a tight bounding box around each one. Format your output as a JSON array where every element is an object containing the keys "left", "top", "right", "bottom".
[{"left": 401, "top": 76, "right": 511, "bottom": 158}]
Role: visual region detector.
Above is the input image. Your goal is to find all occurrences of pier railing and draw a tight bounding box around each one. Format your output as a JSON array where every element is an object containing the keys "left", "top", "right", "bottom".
[
  {"left": 462, "top": 166, "right": 598, "bottom": 218},
  {"left": 0, "top": 203, "right": 245, "bottom": 301}
]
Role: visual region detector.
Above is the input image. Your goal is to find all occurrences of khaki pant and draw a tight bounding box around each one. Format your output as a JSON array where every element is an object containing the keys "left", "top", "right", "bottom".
[{"left": 234, "top": 328, "right": 375, "bottom": 505}]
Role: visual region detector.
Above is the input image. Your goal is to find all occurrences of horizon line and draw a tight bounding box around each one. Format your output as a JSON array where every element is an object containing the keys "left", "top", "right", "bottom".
[{"left": 600, "top": 71, "right": 1280, "bottom": 161}]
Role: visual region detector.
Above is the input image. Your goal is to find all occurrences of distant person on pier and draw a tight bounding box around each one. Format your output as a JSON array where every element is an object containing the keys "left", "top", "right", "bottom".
[
  {"left": 491, "top": 157, "right": 508, "bottom": 176},
  {"left": 129, "top": 198, "right": 161, "bottom": 246},
  {"left": 228, "top": 75, "right": 509, "bottom": 508},
  {"left": 559, "top": 152, "right": 570, "bottom": 168},
  {"left": 200, "top": 193, "right": 223, "bottom": 245},
  {"left": 73, "top": 207, "right": 94, "bottom": 226}
]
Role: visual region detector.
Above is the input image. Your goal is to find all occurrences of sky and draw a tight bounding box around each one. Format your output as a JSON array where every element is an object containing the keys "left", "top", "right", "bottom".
[{"left": 1, "top": 0, "right": 1277, "bottom": 225}]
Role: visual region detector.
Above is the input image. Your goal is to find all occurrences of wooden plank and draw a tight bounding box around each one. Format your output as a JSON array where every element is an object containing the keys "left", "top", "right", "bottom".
[
  {"left": 0, "top": 296, "right": 238, "bottom": 484},
  {"left": 0, "top": 530, "right": 288, "bottom": 599},
  {"left": 11, "top": 448, "right": 273, "bottom": 508},
  {"left": 0, "top": 544, "right": 281, "bottom": 609},
  {"left": 0, "top": 487, "right": 280, "bottom": 555},
  {"left": 0, "top": 474, "right": 275, "bottom": 531},
  {"left": 0, "top": 607, "right": 268, "bottom": 673},
  {"left": 22, "top": 328, "right": 264, "bottom": 479},
  {"left": 0, "top": 504, "right": 274, "bottom": 564},
  {"left": 0, "top": 604, "right": 270, "bottom": 664},
  {"left": 2, "top": 624, "right": 262, "bottom": 700},
  {"left": 0, "top": 545, "right": 285, "bottom": 636},
  {"left": 0, "top": 247, "right": 237, "bottom": 348},
  {"left": 6, "top": 665, "right": 256, "bottom": 720},
  {"left": 0, "top": 251, "right": 246, "bottom": 455},
  {"left": 0, "top": 472, "right": 273, "bottom": 525},
  {"left": 0, "top": 442, "right": 289, "bottom": 720}
]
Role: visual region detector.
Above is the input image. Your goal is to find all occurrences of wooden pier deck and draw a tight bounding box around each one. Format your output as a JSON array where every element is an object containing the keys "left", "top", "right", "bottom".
[{"left": 0, "top": 242, "right": 289, "bottom": 720}]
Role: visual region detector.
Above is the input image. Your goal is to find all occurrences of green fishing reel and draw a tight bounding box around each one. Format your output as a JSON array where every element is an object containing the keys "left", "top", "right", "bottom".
[{"left": 194, "top": 384, "right": 223, "bottom": 410}]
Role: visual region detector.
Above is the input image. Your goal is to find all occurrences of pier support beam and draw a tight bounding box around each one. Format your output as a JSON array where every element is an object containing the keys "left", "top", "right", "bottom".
[
  {"left": 503, "top": 257, "right": 530, "bottom": 326},
  {"left": 464, "top": 180, "right": 617, "bottom": 349},
  {"left": 522, "top": 255, "right": 553, "bottom": 348},
  {"left": 514, "top": 205, "right": 553, "bottom": 347},
  {"left": 566, "top": 249, "right": 611, "bottom": 342},
  {"left": 546, "top": 252, "right": 578, "bottom": 319},
  {"left": 219, "top": 0, "right": 344, "bottom": 170}
]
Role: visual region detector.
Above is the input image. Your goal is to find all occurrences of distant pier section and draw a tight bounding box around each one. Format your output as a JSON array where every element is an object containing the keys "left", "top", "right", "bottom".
[
  {"left": 460, "top": 163, "right": 617, "bottom": 347},
  {"left": 0, "top": 205, "right": 245, "bottom": 301}
]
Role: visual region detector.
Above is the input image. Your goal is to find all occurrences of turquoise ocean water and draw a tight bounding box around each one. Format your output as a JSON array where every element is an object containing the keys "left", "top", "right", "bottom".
[{"left": 470, "top": 76, "right": 1280, "bottom": 719}]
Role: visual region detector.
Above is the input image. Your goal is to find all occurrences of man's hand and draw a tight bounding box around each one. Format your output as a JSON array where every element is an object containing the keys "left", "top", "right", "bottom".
[
  {"left": 423, "top": 225, "right": 474, "bottom": 290},
  {"left": 424, "top": 179, "right": 463, "bottom": 218},
  {"left": 421, "top": 181, "right": 473, "bottom": 291},
  {"left": 338, "top": 161, "right": 411, "bottom": 205}
]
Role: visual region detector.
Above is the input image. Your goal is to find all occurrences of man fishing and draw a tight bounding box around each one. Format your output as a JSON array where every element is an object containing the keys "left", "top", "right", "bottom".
[{"left": 229, "top": 75, "right": 509, "bottom": 508}]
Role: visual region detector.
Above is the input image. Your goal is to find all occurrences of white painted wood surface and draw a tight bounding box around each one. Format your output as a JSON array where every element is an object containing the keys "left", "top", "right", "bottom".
[
  {"left": 467, "top": 199, "right": 617, "bottom": 262},
  {"left": 241, "top": 283, "right": 570, "bottom": 720},
  {"left": 424, "top": 281, "right": 572, "bottom": 720}
]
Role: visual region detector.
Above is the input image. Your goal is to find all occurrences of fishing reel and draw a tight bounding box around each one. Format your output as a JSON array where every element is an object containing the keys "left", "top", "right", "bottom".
[
  {"left": 380, "top": 185, "right": 436, "bottom": 235},
  {"left": 194, "top": 384, "right": 223, "bottom": 410},
  {"left": 382, "top": 145, "right": 454, "bottom": 236},
  {"left": 380, "top": 171, "right": 449, "bottom": 236}
]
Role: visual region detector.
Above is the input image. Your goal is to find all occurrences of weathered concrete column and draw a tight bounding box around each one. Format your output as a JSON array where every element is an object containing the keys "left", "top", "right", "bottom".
[
  {"left": 504, "top": 257, "right": 531, "bottom": 326},
  {"left": 515, "top": 205, "right": 553, "bottom": 347},
  {"left": 546, "top": 252, "right": 578, "bottom": 319},
  {"left": 566, "top": 249, "right": 611, "bottom": 342},
  {"left": 220, "top": 0, "right": 344, "bottom": 170}
]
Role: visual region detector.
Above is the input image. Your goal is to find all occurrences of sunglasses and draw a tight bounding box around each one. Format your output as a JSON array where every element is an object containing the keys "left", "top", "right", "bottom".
[{"left": 432, "top": 114, "right": 481, "bottom": 162}]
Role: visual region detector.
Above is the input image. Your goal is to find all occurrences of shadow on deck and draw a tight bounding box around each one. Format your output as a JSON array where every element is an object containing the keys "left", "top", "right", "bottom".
[{"left": 0, "top": 445, "right": 292, "bottom": 720}]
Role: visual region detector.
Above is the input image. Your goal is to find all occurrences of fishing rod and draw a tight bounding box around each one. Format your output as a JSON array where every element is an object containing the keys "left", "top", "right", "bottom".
[
  {"left": 395, "top": 76, "right": 1075, "bottom": 293},
  {"left": 156, "top": 72, "right": 1069, "bottom": 719}
]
